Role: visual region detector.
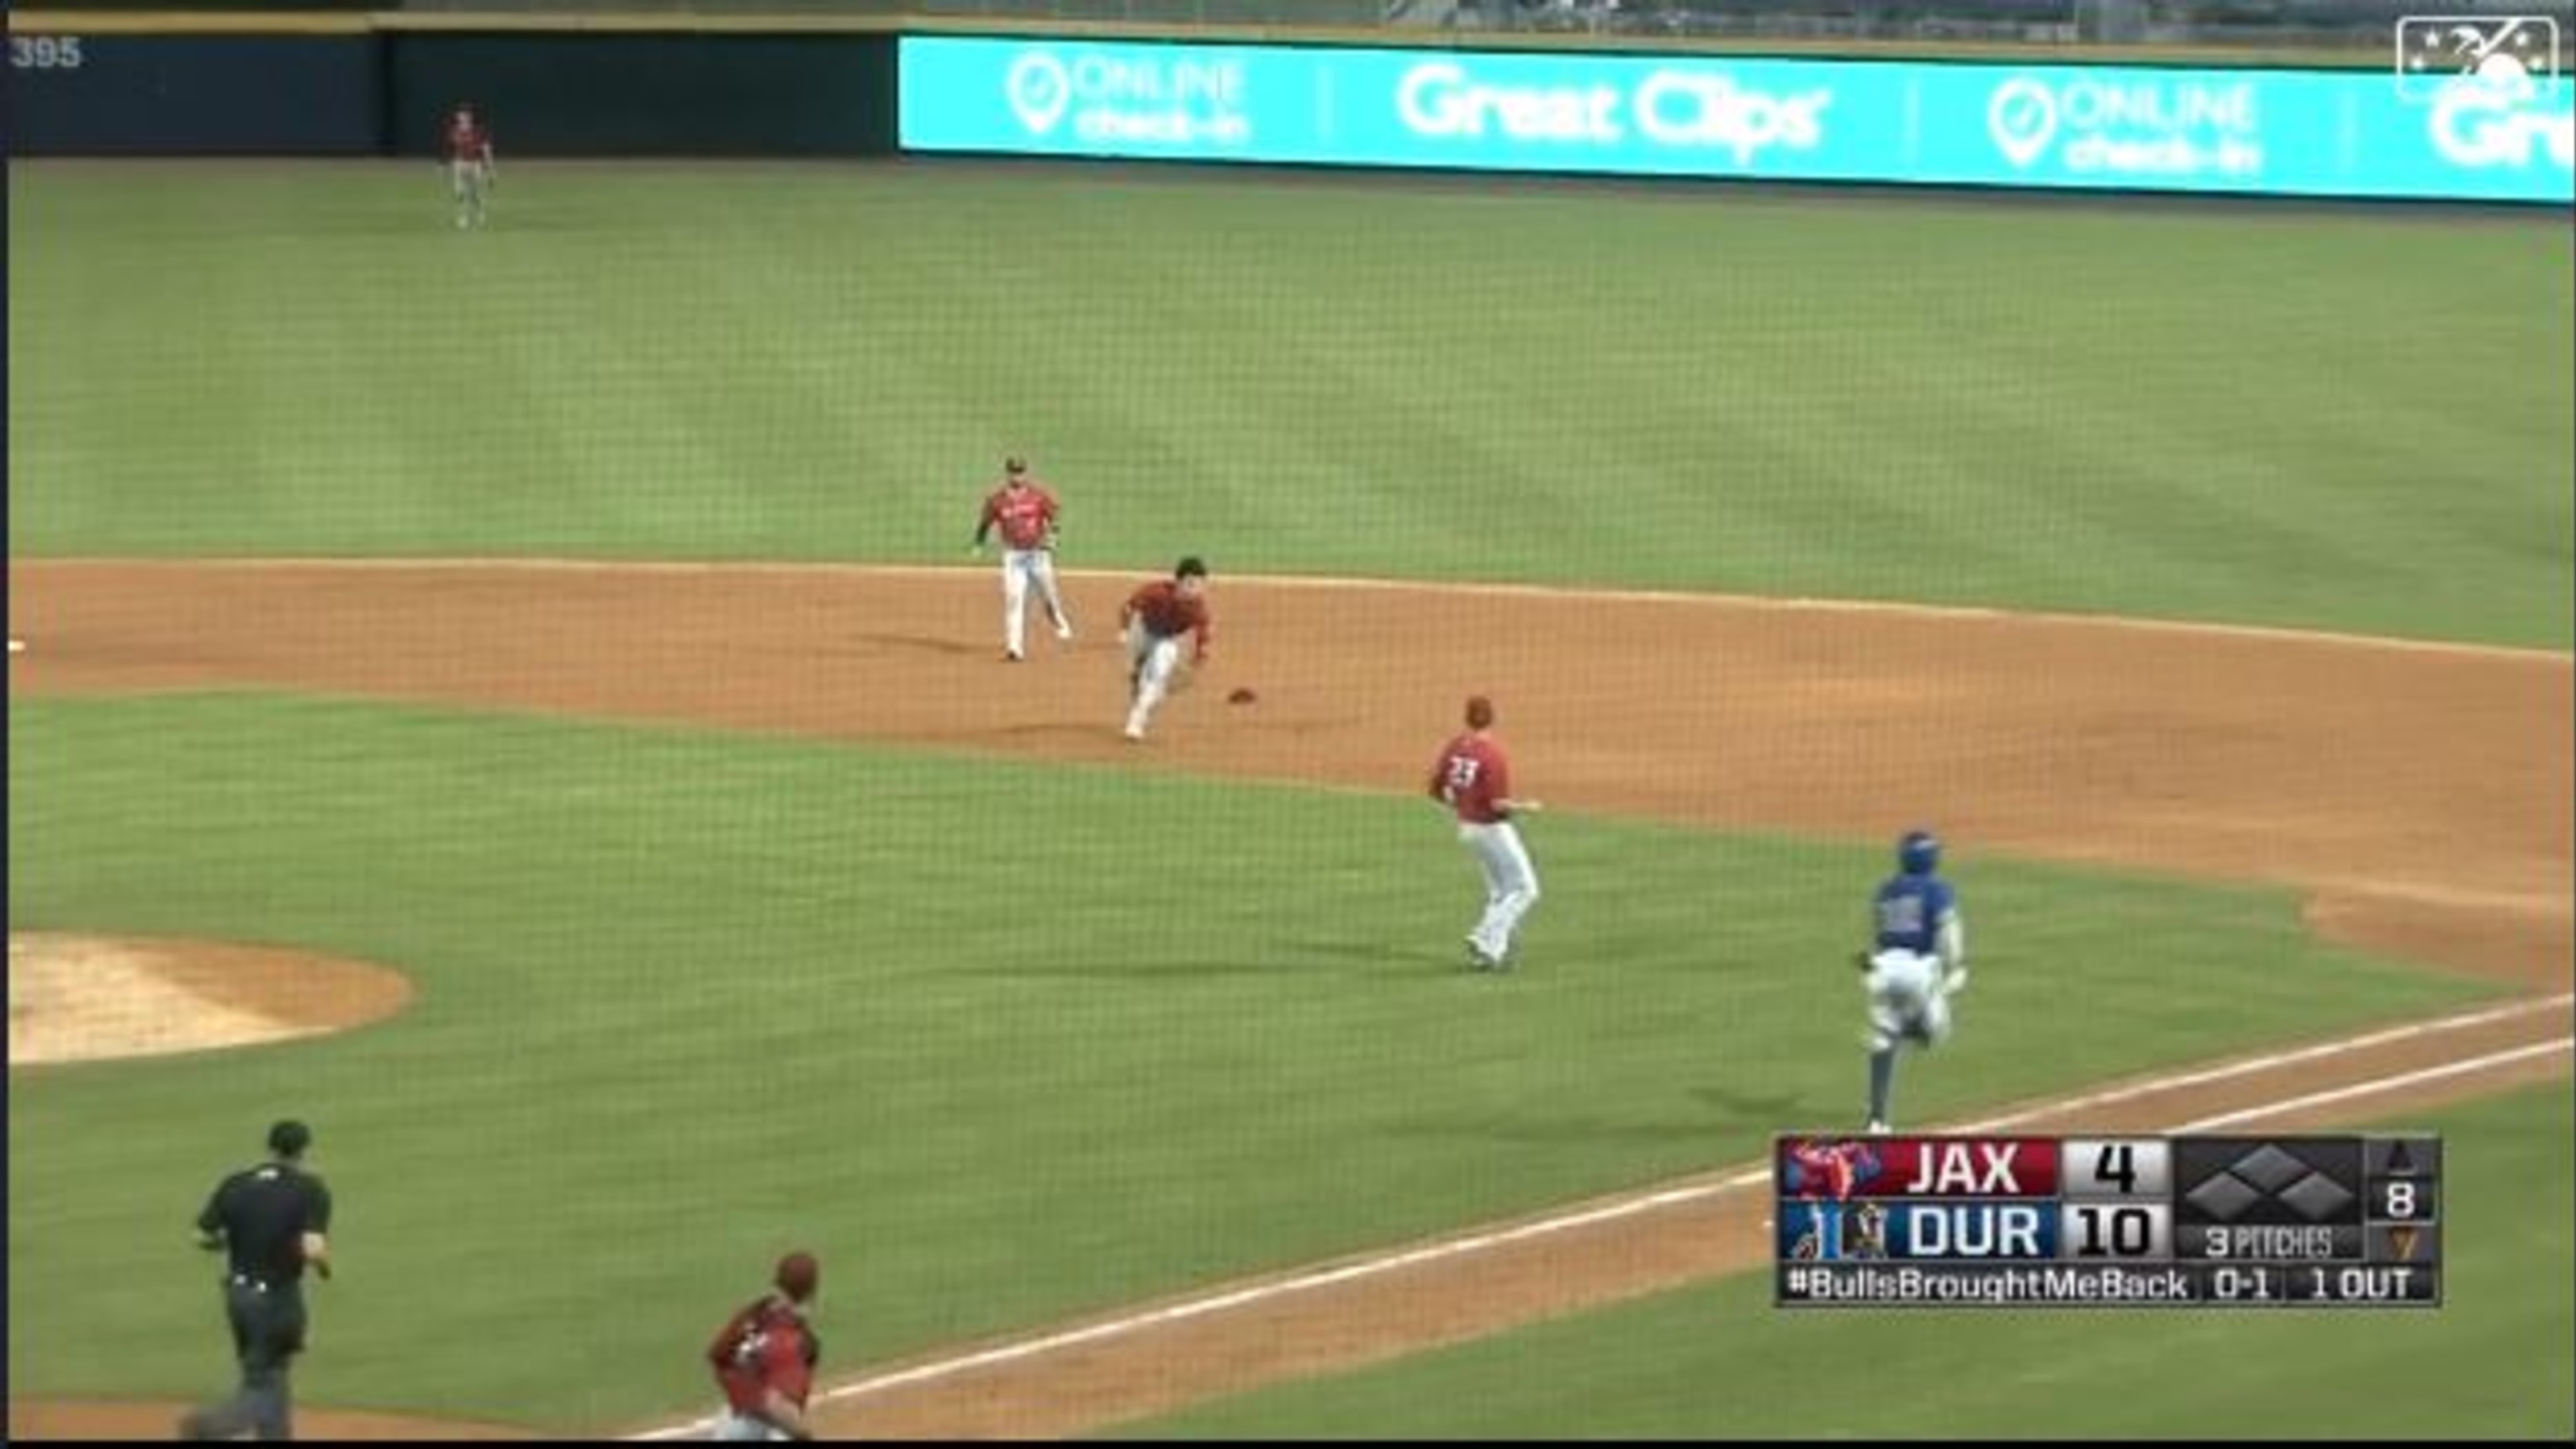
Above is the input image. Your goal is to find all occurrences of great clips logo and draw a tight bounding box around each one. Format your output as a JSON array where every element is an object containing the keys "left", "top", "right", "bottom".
[
  {"left": 1004, "top": 48, "right": 1252, "bottom": 146},
  {"left": 1986, "top": 75, "right": 2263, "bottom": 177},
  {"left": 1393, "top": 60, "right": 1833, "bottom": 164}
]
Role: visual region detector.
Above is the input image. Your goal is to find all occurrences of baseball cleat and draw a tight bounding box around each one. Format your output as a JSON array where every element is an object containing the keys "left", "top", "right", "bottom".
[
  {"left": 1054, "top": 621, "right": 1075, "bottom": 642},
  {"left": 1866, "top": 1119, "right": 1891, "bottom": 1135},
  {"left": 1004, "top": 648, "right": 1024, "bottom": 663},
  {"left": 1123, "top": 724, "right": 1145, "bottom": 743}
]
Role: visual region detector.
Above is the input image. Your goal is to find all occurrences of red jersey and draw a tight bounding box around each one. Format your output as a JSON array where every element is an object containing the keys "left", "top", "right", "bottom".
[
  {"left": 1123, "top": 581, "right": 1212, "bottom": 658},
  {"left": 1429, "top": 732, "right": 1513, "bottom": 825},
  {"left": 445, "top": 115, "right": 492, "bottom": 164},
  {"left": 707, "top": 1296, "right": 817, "bottom": 1420},
  {"left": 977, "top": 483, "right": 1060, "bottom": 552}
]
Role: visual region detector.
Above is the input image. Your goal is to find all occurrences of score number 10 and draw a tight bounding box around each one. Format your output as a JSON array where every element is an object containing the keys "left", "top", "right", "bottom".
[{"left": 2062, "top": 1138, "right": 2174, "bottom": 1260}]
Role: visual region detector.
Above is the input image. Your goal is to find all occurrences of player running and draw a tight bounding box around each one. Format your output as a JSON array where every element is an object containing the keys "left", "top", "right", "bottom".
[
  {"left": 1119, "top": 557, "right": 1211, "bottom": 743},
  {"left": 443, "top": 102, "right": 495, "bottom": 230},
  {"left": 971, "top": 456, "right": 1073, "bottom": 661},
  {"left": 1859, "top": 829, "right": 1968, "bottom": 1134},
  {"left": 705, "top": 1251, "right": 823, "bottom": 1442},
  {"left": 1429, "top": 695, "right": 1542, "bottom": 971}
]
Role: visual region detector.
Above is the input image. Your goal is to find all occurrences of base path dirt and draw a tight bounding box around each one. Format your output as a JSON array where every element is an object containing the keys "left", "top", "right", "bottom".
[{"left": 9, "top": 558, "right": 2570, "bottom": 1441}]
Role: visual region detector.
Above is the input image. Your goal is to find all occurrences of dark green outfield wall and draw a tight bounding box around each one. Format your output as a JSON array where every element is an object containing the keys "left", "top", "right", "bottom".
[
  {"left": 388, "top": 33, "right": 897, "bottom": 156},
  {"left": 7, "top": 24, "right": 899, "bottom": 156}
]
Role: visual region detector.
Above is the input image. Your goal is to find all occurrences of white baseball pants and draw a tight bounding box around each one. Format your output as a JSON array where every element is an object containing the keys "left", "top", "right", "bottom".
[
  {"left": 1124, "top": 625, "right": 1183, "bottom": 738},
  {"left": 1865, "top": 949, "right": 1954, "bottom": 1053},
  {"left": 1460, "top": 820, "right": 1539, "bottom": 960},
  {"left": 1001, "top": 547, "right": 1071, "bottom": 657}
]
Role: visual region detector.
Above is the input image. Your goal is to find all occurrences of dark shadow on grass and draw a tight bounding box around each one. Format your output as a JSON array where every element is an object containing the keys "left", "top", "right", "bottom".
[
  {"left": 1689, "top": 1084, "right": 1808, "bottom": 1122},
  {"left": 1381, "top": 1113, "right": 1726, "bottom": 1147}
]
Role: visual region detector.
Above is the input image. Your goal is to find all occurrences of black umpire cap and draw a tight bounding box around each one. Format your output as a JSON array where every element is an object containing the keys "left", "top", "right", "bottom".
[{"left": 267, "top": 1120, "right": 313, "bottom": 1159}]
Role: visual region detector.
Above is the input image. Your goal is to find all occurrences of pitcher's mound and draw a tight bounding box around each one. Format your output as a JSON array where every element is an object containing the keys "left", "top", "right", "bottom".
[
  {"left": 8, "top": 933, "right": 412, "bottom": 1068},
  {"left": 8, "top": 1399, "right": 537, "bottom": 1441}
]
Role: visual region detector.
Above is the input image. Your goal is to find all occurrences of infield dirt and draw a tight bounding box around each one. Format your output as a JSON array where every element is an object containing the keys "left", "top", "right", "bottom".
[{"left": 8, "top": 559, "right": 2568, "bottom": 1441}]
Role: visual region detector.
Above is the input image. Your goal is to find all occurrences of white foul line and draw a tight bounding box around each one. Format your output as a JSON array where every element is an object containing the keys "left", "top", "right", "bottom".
[
  {"left": 2171, "top": 1038, "right": 2573, "bottom": 1134},
  {"left": 1948, "top": 991, "right": 2573, "bottom": 1134},
  {"left": 625, "top": 991, "right": 2573, "bottom": 1441}
]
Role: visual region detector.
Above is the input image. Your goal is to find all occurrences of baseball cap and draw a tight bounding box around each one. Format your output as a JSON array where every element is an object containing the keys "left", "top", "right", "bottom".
[
  {"left": 775, "top": 1251, "right": 821, "bottom": 1304},
  {"left": 267, "top": 1120, "right": 312, "bottom": 1159}
]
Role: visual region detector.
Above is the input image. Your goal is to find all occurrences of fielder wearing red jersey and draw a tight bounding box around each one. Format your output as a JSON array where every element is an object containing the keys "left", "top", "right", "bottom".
[
  {"left": 442, "top": 103, "right": 495, "bottom": 230},
  {"left": 1119, "top": 556, "right": 1212, "bottom": 743},
  {"left": 971, "top": 456, "right": 1074, "bottom": 661},
  {"left": 706, "top": 1251, "right": 821, "bottom": 1442},
  {"left": 1429, "top": 695, "right": 1543, "bottom": 970}
]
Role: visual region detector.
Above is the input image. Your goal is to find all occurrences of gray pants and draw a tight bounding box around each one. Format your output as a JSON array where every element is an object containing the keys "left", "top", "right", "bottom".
[{"left": 181, "top": 1278, "right": 304, "bottom": 1441}]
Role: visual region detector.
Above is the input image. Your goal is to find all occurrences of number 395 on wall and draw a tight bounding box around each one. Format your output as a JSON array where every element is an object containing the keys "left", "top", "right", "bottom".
[{"left": 12, "top": 35, "right": 87, "bottom": 70}]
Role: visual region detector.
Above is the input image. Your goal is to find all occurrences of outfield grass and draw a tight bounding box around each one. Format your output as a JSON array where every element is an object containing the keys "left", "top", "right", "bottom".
[
  {"left": 3, "top": 690, "right": 2497, "bottom": 1428},
  {"left": 8, "top": 161, "right": 2571, "bottom": 648},
  {"left": 1121, "top": 1082, "right": 2576, "bottom": 1440}
]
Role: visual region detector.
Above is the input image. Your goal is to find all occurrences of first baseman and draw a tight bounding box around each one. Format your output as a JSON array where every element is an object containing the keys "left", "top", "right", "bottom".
[
  {"left": 1859, "top": 829, "right": 1968, "bottom": 1134},
  {"left": 181, "top": 1120, "right": 334, "bottom": 1442},
  {"left": 1429, "top": 695, "right": 1542, "bottom": 970},
  {"left": 972, "top": 456, "right": 1073, "bottom": 662},
  {"left": 705, "top": 1251, "right": 823, "bottom": 1442},
  {"left": 1119, "top": 556, "right": 1212, "bottom": 742}
]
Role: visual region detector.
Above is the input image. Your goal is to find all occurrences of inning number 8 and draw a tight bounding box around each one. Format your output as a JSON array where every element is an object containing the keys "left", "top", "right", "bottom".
[{"left": 2384, "top": 1182, "right": 2416, "bottom": 1219}]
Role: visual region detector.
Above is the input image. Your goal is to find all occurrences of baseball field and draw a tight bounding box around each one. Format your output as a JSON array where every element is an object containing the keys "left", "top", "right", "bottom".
[{"left": 6, "top": 158, "right": 2571, "bottom": 1441}]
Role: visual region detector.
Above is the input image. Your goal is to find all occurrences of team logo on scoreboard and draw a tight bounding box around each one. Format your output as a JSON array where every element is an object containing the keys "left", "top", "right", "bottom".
[
  {"left": 1783, "top": 1198, "right": 1892, "bottom": 1261},
  {"left": 1780, "top": 1138, "right": 1885, "bottom": 1201}
]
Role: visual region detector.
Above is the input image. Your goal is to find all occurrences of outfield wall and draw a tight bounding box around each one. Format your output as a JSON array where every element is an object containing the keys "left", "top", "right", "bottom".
[
  {"left": 5, "top": 33, "right": 381, "bottom": 153},
  {"left": 389, "top": 34, "right": 896, "bottom": 154},
  {"left": 5, "top": 11, "right": 2568, "bottom": 203}
]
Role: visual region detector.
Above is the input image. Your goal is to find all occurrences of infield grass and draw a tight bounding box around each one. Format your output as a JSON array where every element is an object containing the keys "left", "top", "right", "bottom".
[
  {"left": 1121, "top": 1081, "right": 2576, "bottom": 1441},
  {"left": 8, "top": 161, "right": 2572, "bottom": 648},
  {"left": 3, "top": 690, "right": 2499, "bottom": 1428}
]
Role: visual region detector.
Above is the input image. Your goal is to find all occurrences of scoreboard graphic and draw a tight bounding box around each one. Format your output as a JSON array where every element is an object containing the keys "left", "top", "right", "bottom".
[{"left": 1775, "top": 1134, "right": 2441, "bottom": 1308}]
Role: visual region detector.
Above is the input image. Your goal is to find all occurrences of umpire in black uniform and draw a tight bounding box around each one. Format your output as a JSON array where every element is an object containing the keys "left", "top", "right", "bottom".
[{"left": 181, "top": 1119, "right": 334, "bottom": 1442}]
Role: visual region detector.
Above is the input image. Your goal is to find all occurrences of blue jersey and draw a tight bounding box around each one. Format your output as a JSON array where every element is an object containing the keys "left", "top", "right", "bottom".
[{"left": 1873, "top": 873, "right": 1957, "bottom": 955}]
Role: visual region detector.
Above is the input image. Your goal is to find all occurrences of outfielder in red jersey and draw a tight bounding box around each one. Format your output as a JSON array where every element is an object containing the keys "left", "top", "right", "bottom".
[
  {"left": 971, "top": 456, "right": 1074, "bottom": 661},
  {"left": 1430, "top": 695, "right": 1543, "bottom": 970},
  {"left": 1119, "top": 556, "right": 1211, "bottom": 743},
  {"left": 706, "top": 1251, "right": 821, "bottom": 1442},
  {"left": 442, "top": 103, "right": 495, "bottom": 230}
]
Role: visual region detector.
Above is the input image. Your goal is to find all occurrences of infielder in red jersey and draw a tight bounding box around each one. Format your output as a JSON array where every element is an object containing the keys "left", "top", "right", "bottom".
[
  {"left": 442, "top": 103, "right": 495, "bottom": 230},
  {"left": 971, "top": 456, "right": 1074, "bottom": 661},
  {"left": 706, "top": 1251, "right": 821, "bottom": 1442},
  {"left": 1119, "top": 556, "right": 1211, "bottom": 743},
  {"left": 1430, "top": 695, "right": 1543, "bottom": 970}
]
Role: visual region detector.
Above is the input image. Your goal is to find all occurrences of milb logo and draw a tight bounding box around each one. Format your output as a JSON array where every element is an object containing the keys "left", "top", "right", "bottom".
[
  {"left": 2397, "top": 16, "right": 2573, "bottom": 170},
  {"left": 2396, "top": 15, "right": 2561, "bottom": 101}
]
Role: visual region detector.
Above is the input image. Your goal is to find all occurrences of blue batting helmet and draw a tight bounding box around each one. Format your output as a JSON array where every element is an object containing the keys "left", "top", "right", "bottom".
[{"left": 1898, "top": 830, "right": 1941, "bottom": 875}]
